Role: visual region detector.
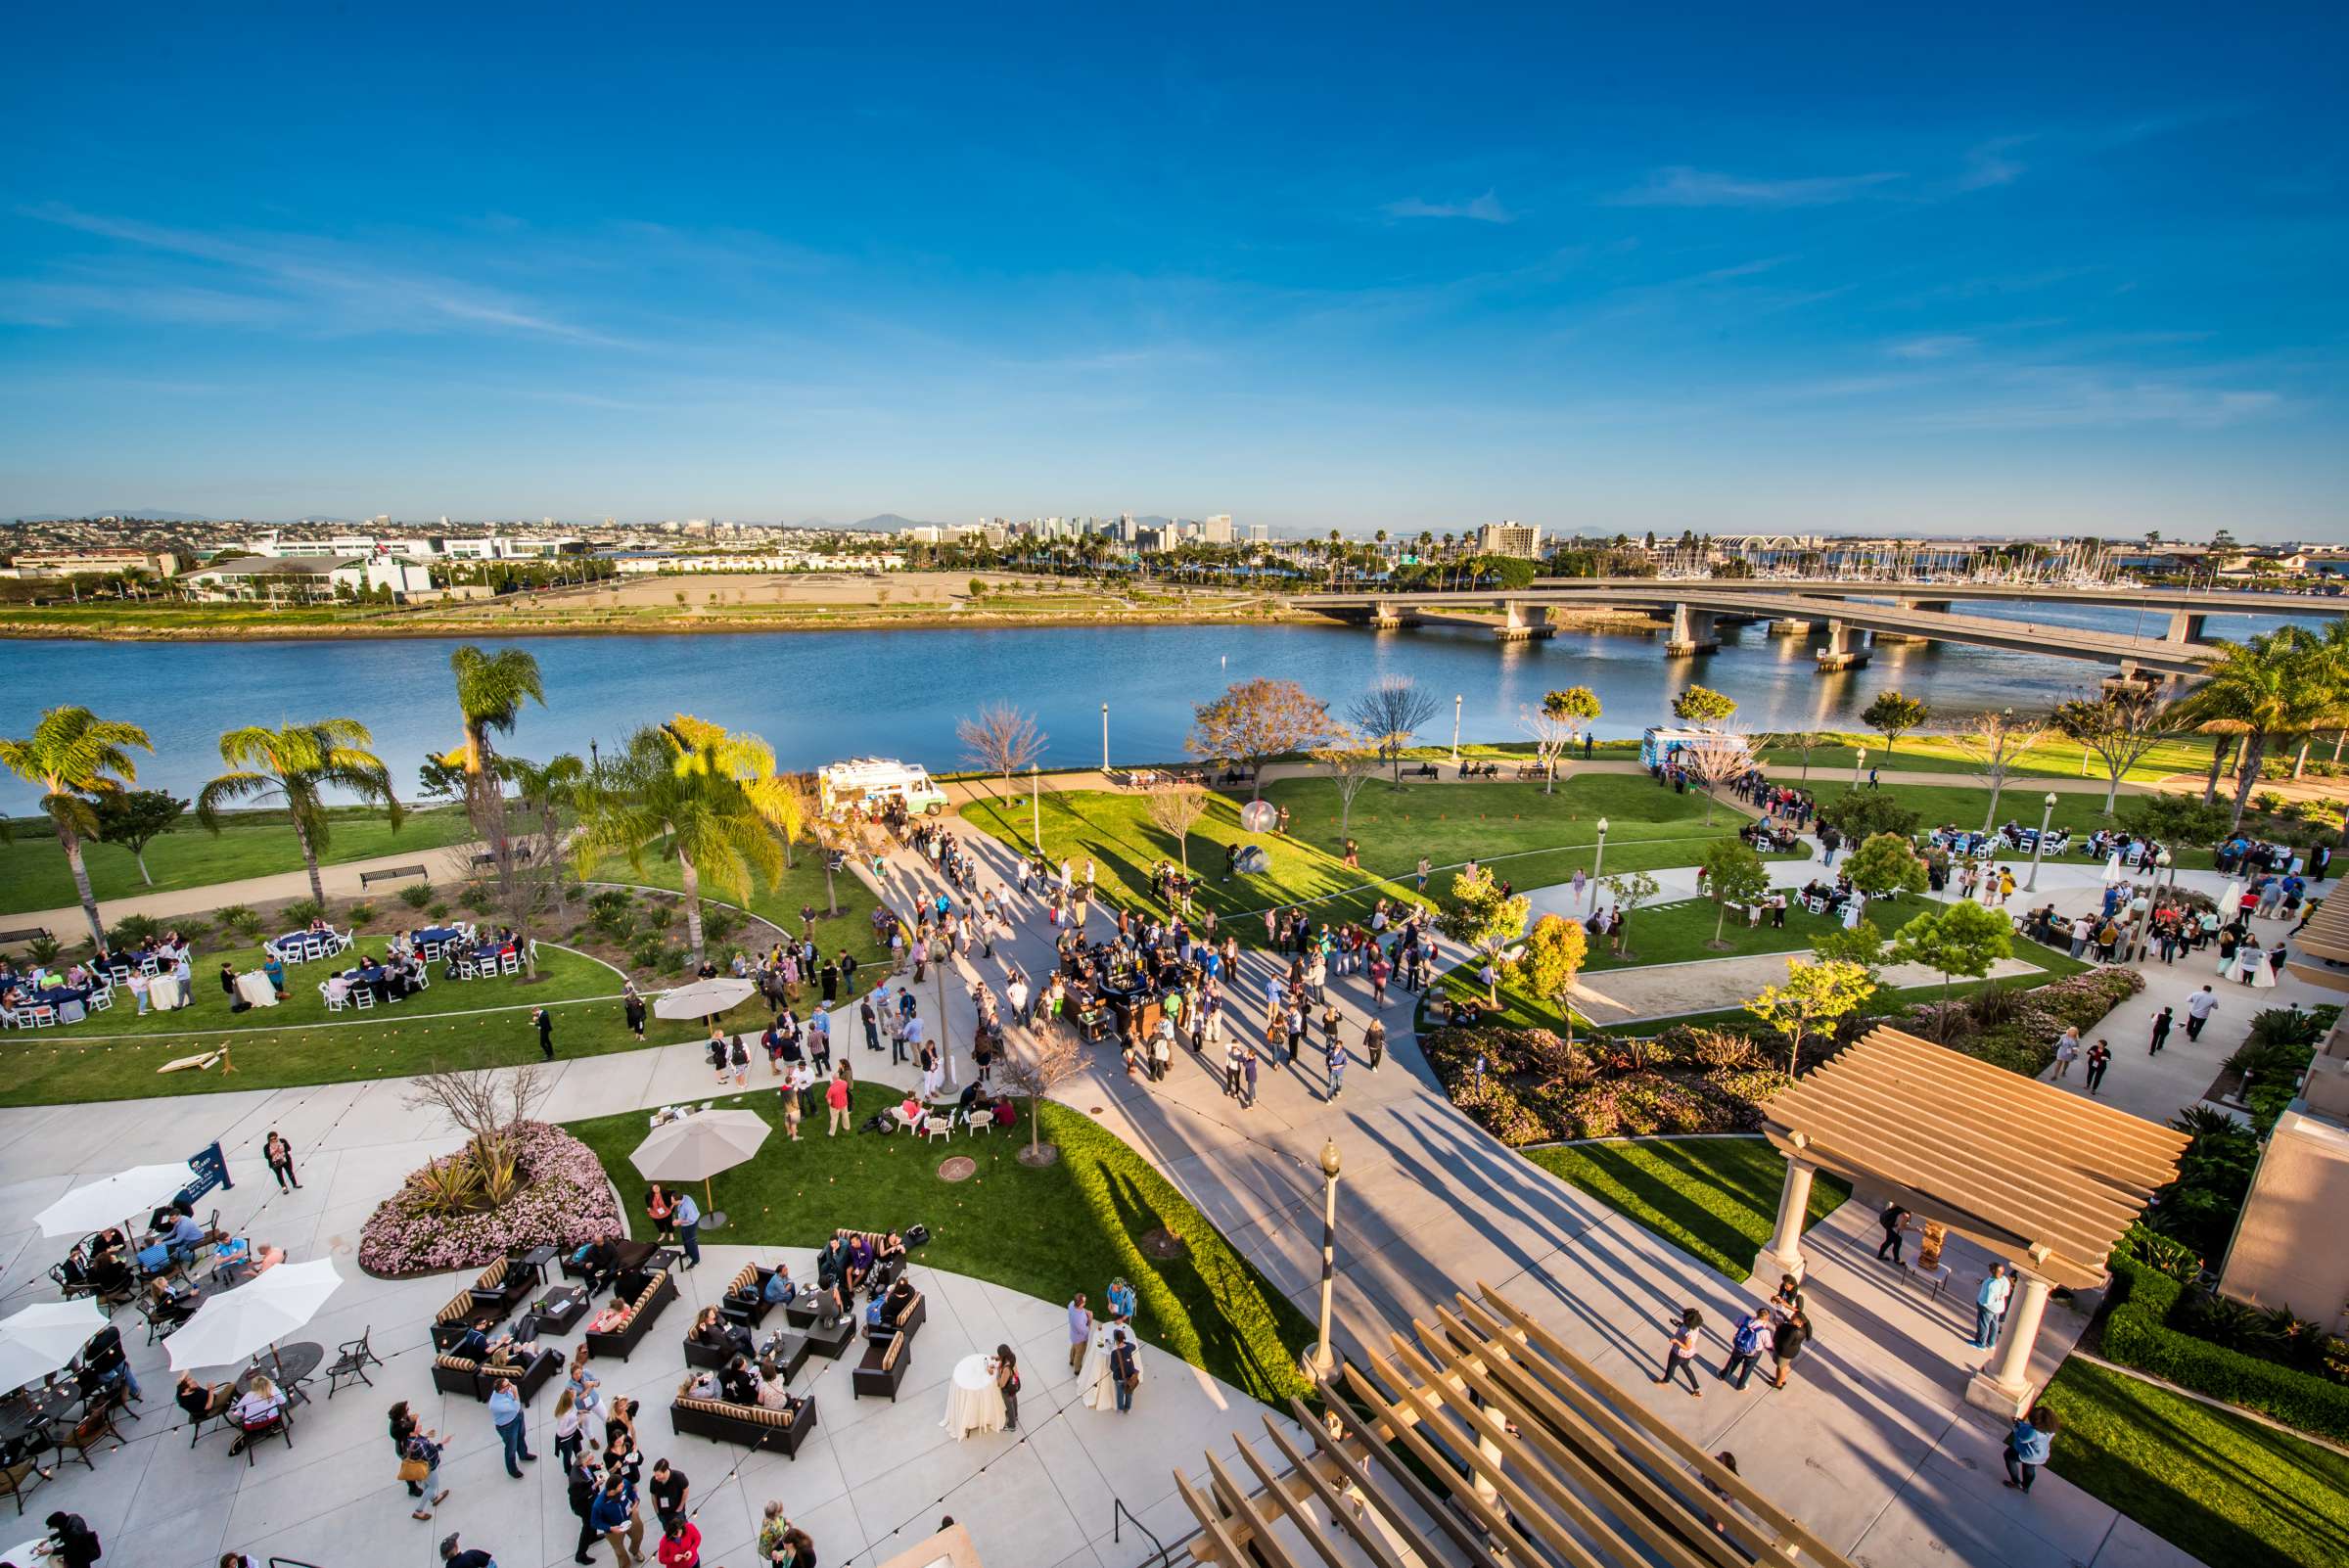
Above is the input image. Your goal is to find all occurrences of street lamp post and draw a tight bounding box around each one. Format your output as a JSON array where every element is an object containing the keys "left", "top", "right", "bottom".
[
  {"left": 1311, "top": 1139, "right": 1341, "bottom": 1376},
  {"left": 1031, "top": 763, "right": 1041, "bottom": 853},
  {"left": 1451, "top": 694, "right": 1462, "bottom": 768},
  {"left": 1100, "top": 703, "right": 1109, "bottom": 772},
  {"left": 1590, "top": 817, "right": 1610, "bottom": 907},
  {"left": 2026, "top": 792, "right": 2057, "bottom": 892},
  {"left": 1853, "top": 744, "right": 1867, "bottom": 788},
  {"left": 2133, "top": 849, "right": 2174, "bottom": 963}
]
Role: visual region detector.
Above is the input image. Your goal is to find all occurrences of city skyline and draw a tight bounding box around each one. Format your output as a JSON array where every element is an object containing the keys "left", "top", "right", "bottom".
[{"left": 3, "top": 4, "right": 2344, "bottom": 537}]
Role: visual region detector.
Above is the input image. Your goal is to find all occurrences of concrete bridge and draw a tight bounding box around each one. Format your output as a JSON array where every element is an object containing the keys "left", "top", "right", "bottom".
[{"left": 1286, "top": 582, "right": 2280, "bottom": 679}]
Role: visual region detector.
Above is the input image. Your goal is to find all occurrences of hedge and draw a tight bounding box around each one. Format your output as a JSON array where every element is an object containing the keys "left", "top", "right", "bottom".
[{"left": 2101, "top": 1253, "right": 2349, "bottom": 1445}]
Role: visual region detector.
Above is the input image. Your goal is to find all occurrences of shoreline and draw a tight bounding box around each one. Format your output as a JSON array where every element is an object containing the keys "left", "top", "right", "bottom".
[{"left": 0, "top": 603, "right": 1668, "bottom": 644}]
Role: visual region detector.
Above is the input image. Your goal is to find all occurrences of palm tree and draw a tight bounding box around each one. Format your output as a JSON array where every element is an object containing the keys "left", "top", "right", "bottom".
[
  {"left": 447, "top": 645, "right": 545, "bottom": 862},
  {"left": 576, "top": 719, "right": 783, "bottom": 964},
  {"left": 2177, "top": 630, "right": 2340, "bottom": 826},
  {"left": 0, "top": 707, "right": 154, "bottom": 947},
  {"left": 197, "top": 719, "right": 403, "bottom": 906}
]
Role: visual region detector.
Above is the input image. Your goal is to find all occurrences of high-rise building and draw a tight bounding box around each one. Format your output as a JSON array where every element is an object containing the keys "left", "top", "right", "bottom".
[
  {"left": 1477, "top": 520, "right": 1543, "bottom": 558},
  {"left": 1200, "top": 513, "right": 1233, "bottom": 543},
  {"left": 1248, "top": 523, "right": 1269, "bottom": 543}
]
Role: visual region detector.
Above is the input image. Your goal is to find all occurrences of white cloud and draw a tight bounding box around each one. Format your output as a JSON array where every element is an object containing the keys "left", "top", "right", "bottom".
[
  {"left": 1610, "top": 167, "right": 1906, "bottom": 208},
  {"left": 1887, "top": 334, "right": 1979, "bottom": 360},
  {"left": 1382, "top": 190, "right": 1515, "bottom": 223}
]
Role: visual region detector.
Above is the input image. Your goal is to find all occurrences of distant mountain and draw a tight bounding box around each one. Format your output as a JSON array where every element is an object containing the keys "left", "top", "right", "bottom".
[
  {"left": 852, "top": 513, "right": 947, "bottom": 531},
  {"left": 15, "top": 509, "right": 218, "bottom": 524}
]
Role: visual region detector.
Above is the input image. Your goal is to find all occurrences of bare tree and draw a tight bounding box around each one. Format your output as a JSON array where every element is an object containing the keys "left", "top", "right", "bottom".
[
  {"left": 998, "top": 1026, "right": 1085, "bottom": 1162},
  {"left": 1676, "top": 728, "right": 1753, "bottom": 827},
  {"left": 1141, "top": 780, "right": 1212, "bottom": 876},
  {"left": 1308, "top": 725, "right": 1380, "bottom": 838},
  {"left": 956, "top": 703, "right": 1047, "bottom": 799},
  {"left": 1347, "top": 675, "right": 1441, "bottom": 784},
  {"left": 2052, "top": 690, "right": 2183, "bottom": 815},
  {"left": 403, "top": 1062, "right": 552, "bottom": 1206},
  {"left": 1518, "top": 705, "right": 1578, "bottom": 794},
  {"left": 1953, "top": 708, "right": 2048, "bottom": 832}
]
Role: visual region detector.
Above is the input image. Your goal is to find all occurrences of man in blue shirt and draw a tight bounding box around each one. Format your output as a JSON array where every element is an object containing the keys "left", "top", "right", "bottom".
[
  {"left": 589, "top": 1473, "right": 641, "bottom": 1564},
  {"left": 486, "top": 1375, "right": 535, "bottom": 1478},
  {"left": 1972, "top": 1264, "right": 2011, "bottom": 1350},
  {"left": 672, "top": 1190, "right": 701, "bottom": 1269}
]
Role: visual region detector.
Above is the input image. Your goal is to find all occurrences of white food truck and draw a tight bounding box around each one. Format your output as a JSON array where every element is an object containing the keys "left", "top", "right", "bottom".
[{"left": 817, "top": 757, "right": 950, "bottom": 819}]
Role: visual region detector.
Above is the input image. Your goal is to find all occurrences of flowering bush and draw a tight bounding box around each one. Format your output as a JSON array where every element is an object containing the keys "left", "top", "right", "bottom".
[
  {"left": 1424, "top": 1023, "right": 1786, "bottom": 1145},
  {"left": 357, "top": 1121, "right": 621, "bottom": 1277},
  {"left": 1888, "top": 965, "right": 2145, "bottom": 1078}
]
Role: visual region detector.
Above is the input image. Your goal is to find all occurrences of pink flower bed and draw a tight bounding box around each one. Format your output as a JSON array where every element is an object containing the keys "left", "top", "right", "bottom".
[{"left": 357, "top": 1120, "right": 622, "bottom": 1277}]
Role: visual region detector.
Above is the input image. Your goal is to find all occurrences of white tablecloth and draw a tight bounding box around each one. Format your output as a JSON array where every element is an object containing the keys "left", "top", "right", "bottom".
[
  {"left": 235, "top": 971, "right": 279, "bottom": 1009},
  {"left": 940, "top": 1352, "right": 1004, "bottom": 1440},
  {"left": 3, "top": 1537, "right": 49, "bottom": 1564},
  {"left": 148, "top": 973, "right": 184, "bottom": 1010}
]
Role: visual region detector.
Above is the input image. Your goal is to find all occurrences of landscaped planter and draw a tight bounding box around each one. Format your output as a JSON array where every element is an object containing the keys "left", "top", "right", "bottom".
[{"left": 358, "top": 1120, "right": 622, "bottom": 1276}]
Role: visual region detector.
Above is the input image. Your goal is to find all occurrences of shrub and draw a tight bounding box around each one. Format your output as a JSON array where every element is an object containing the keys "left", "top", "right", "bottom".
[
  {"left": 2247, "top": 1005, "right": 2326, "bottom": 1049},
  {"left": 398, "top": 882, "right": 436, "bottom": 910},
  {"left": 427, "top": 900, "right": 452, "bottom": 922},
  {"left": 24, "top": 936, "right": 63, "bottom": 966},
  {"left": 460, "top": 882, "right": 494, "bottom": 915},
  {"left": 644, "top": 902, "right": 675, "bottom": 932},
  {"left": 346, "top": 899, "right": 378, "bottom": 929},
  {"left": 587, "top": 888, "right": 636, "bottom": 936},
  {"left": 2100, "top": 1249, "right": 2349, "bottom": 1443},
  {"left": 215, "top": 903, "right": 264, "bottom": 940},
  {"left": 1425, "top": 1023, "right": 1782, "bottom": 1143},
  {"left": 704, "top": 905, "right": 744, "bottom": 944},
  {"left": 282, "top": 899, "right": 325, "bottom": 927},
  {"left": 109, "top": 912, "right": 163, "bottom": 948},
  {"left": 357, "top": 1121, "right": 622, "bottom": 1276}
]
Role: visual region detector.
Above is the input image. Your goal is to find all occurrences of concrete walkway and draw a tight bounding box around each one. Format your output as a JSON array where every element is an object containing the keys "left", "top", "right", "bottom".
[{"left": 0, "top": 822, "right": 2232, "bottom": 1568}]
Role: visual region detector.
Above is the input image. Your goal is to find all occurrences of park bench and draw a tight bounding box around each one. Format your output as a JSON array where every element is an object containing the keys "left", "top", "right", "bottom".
[
  {"left": 1405, "top": 762, "right": 1441, "bottom": 779},
  {"left": 357, "top": 865, "right": 429, "bottom": 888},
  {"left": 0, "top": 927, "right": 53, "bottom": 947},
  {"left": 1514, "top": 763, "right": 1547, "bottom": 780},
  {"left": 1460, "top": 761, "right": 1500, "bottom": 779}
]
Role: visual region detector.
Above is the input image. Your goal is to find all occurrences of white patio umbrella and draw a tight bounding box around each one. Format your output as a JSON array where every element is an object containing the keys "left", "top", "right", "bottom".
[
  {"left": 652, "top": 977, "right": 757, "bottom": 1021},
  {"left": 629, "top": 1109, "right": 770, "bottom": 1231},
  {"left": 0, "top": 1298, "right": 105, "bottom": 1395},
  {"left": 34, "top": 1163, "right": 193, "bottom": 1239},
  {"left": 165, "top": 1258, "right": 343, "bottom": 1380}
]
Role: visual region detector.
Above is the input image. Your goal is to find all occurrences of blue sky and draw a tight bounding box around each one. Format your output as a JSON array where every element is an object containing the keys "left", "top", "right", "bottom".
[{"left": 2, "top": 3, "right": 2343, "bottom": 538}]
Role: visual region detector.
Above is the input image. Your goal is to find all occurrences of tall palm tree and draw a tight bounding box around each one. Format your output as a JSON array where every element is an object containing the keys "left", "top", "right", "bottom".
[
  {"left": 0, "top": 707, "right": 154, "bottom": 947},
  {"left": 2177, "top": 630, "right": 2340, "bottom": 826},
  {"left": 199, "top": 719, "right": 402, "bottom": 907},
  {"left": 447, "top": 645, "right": 545, "bottom": 862},
  {"left": 667, "top": 715, "right": 807, "bottom": 867},
  {"left": 577, "top": 720, "right": 782, "bottom": 963}
]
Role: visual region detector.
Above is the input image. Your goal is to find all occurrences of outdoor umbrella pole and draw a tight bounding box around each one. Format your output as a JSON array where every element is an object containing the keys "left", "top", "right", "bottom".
[{"left": 703, "top": 1174, "right": 726, "bottom": 1233}]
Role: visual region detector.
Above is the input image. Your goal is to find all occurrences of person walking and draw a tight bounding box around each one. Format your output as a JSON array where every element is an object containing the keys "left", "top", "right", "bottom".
[
  {"left": 2084, "top": 1038, "right": 2111, "bottom": 1096},
  {"left": 488, "top": 1375, "right": 536, "bottom": 1477},
  {"left": 623, "top": 983, "right": 648, "bottom": 1040},
  {"left": 1067, "top": 1293, "right": 1092, "bottom": 1371},
  {"left": 534, "top": 1005, "right": 556, "bottom": 1061},
  {"left": 2148, "top": 1005, "right": 2174, "bottom": 1056},
  {"left": 1324, "top": 1039, "right": 1347, "bottom": 1102},
  {"left": 1720, "top": 1307, "right": 1773, "bottom": 1390},
  {"left": 826, "top": 1069, "right": 852, "bottom": 1135},
  {"left": 2050, "top": 1027, "right": 2080, "bottom": 1079},
  {"left": 2185, "top": 985, "right": 2218, "bottom": 1040},
  {"left": 567, "top": 1445, "right": 605, "bottom": 1564},
  {"left": 1108, "top": 1328, "right": 1140, "bottom": 1414},
  {"left": 592, "top": 1471, "right": 644, "bottom": 1568},
  {"left": 1876, "top": 1202, "right": 1911, "bottom": 1264},
  {"left": 1972, "top": 1264, "right": 2012, "bottom": 1350},
  {"left": 1768, "top": 1307, "right": 1810, "bottom": 1390},
  {"left": 2002, "top": 1406, "right": 2059, "bottom": 1495},
  {"left": 399, "top": 1418, "right": 450, "bottom": 1521},
  {"left": 263, "top": 1130, "right": 300, "bottom": 1191},
  {"left": 672, "top": 1189, "right": 701, "bottom": 1269},
  {"left": 1657, "top": 1308, "right": 1704, "bottom": 1397},
  {"left": 1364, "top": 1017, "right": 1386, "bottom": 1072}
]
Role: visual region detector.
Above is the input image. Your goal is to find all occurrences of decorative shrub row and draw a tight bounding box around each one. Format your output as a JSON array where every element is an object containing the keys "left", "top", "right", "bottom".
[
  {"left": 2100, "top": 1250, "right": 2349, "bottom": 1445},
  {"left": 1424, "top": 1023, "right": 1788, "bottom": 1145},
  {"left": 358, "top": 1120, "right": 622, "bottom": 1276},
  {"left": 1885, "top": 965, "right": 2146, "bottom": 1078}
]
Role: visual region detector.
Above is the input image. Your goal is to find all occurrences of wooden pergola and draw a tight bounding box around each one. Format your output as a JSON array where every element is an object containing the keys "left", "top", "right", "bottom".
[
  {"left": 1755, "top": 1025, "right": 2188, "bottom": 1414},
  {"left": 2283, "top": 893, "right": 2349, "bottom": 992},
  {"left": 1172, "top": 1282, "right": 1859, "bottom": 1568}
]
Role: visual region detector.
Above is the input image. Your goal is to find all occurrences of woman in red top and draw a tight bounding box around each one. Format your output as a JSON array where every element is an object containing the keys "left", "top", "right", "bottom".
[
  {"left": 825, "top": 1069, "right": 852, "bottom": 1135},
  {"left": 655, "top": 1512, "right": 702, "bottom": 1567}
]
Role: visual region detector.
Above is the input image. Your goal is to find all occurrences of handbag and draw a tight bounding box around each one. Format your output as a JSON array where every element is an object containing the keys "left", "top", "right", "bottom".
[{"left": 397, "top": 1454, "right": 431, "bottom": 1483}]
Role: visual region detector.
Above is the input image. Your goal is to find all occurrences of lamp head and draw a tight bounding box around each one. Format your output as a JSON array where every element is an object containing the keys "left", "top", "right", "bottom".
[
  {"left": 2044, "top": 793, "right": 2058, "bottom": 808},
  {"left": 1596, "top": 816, "right": 1609, "bottom": 835},
  {"left": 1319, "top": 1140, "right": 1343, "bottom": 1178}
]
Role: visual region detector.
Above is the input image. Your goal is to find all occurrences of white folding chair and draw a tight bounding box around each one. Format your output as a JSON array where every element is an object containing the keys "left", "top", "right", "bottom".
[
  {"left": 412, "top": 968, "right": 430, "bottom": 991},
  {"left": 320, "top": 984, "right": 345, "bottom": 1012},
  {"left": 86, "top": 986, "right": 112, "bottom": 1012},
  {"left": 500, "top": 952, "right": 521, "bottom": 976},
  {"left": 456, "top": 959, "right": 479, "bottom": 980},
  {"left": 923, "top": 1114, "right": 953, "bottom": 1143},
  {"left": 420, "top": 941, "right": 441, "bottom": 961},
  {"left": 141, "top": 956, "right": 161, "bottom": 977},
  {"left": 0, "top": 1008, "right": 19, "bottom": 1030},
  {"left": 30, "top": 1005, "right": 58, "bottom": 1029},
  {"left": 107, "top": 964, "right": 132, "bottom": 985},
  {"left": 353, "top": 989, "right": 374, "bottom": 1010}
]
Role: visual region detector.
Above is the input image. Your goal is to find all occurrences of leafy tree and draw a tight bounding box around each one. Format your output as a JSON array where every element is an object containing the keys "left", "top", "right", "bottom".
[
  {"left": 1861, "top": 691, "right": 1929, "bottom": 760},
  {"left": 0, "top": 707, "right": 156, "bottom": 947},
  {"left": 1186, "top": 677, "right": 1333, "bottom": 799},
  {"left": 1598, "top": 869, "right": 1659, "bottom": 958},
  {"left": 1746, "top": 958, "right": 1876, "bottom": 1074},
  {"left": 1346, "top": 676, "right": 1439, "bottom": 783},
  {"left": 1808, "top": 917, "right": 1885, "bottom": 978},
  {"left": 198, "top": 718, "right": 403, "bottom": 907},
  {"left": 1515, "top": 913, "right": 1590, "bottom": 1043},
  {"left": 2175, "top": 630, "right": 2343, "bottom": 826},
  {"left": 578, "top": 718, "right": 785, "bottom": 964},
  {"left": 1521, "top": 687, "right": 1601, "bottom": 794},
  {"left": 1886, "top": 900, "right": 2013, "bottom": 1033},
  {"left": 92, "top": 788, "right": 187, "bottom": 887},
  {"left": 1842, "top": 832, "right": 1929, "bottom": 901},
  {"left": 1818, "top": 789, "right": 1921, "bottom": 843},
  {"left": 1671, "top": 685, "right": 1738, "bottom": 728},
  {"left": 1953, "top": 708, "right": 2048, "bottom": 832},
  {"left": 2052, "top": 690, "right": 2185, "bottom": 816},
  {"left": 446, "top": 645, "right": 546, "bottom": 872},
  {"left": 1699, "top": 839, "right": 1770, "bottom": 948},
  {"left": 1437, "top": 865, "right": 1530, "bottom": 1003},
  {"left": 2116, "top": 793, "right": 2234, "bottom": 852}
]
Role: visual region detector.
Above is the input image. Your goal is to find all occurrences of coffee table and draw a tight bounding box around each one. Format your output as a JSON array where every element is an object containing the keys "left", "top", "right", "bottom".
[
  {"left": 802, "top": 1318, "right": 854, "bottom": 1360},
  {"left": 533, "top": 1286, "right": 587, "bottom": 1335},
  {"left": 515, "top": 1245, "right": 559, "bottom": 1289}
]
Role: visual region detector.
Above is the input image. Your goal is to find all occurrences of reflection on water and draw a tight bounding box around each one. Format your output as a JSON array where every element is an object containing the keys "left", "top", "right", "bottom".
[{"left": 0, "top": 602, "right": 2327, "bottom": 811}]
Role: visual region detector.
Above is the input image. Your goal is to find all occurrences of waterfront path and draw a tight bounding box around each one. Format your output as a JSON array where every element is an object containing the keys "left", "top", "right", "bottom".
[{"left": 6, "top": 825, "right": 2306, "bottom": 1565}]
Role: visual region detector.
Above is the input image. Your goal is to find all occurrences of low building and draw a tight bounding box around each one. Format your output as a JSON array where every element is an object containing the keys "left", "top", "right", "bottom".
[
  {"left": 10, "top": 547, "right": 181, "bottom": 578},
  {"left": 184, "top": 554, "right": 435, "bottom": 603},
  {"left": 1476, "top": 520, "right": 1543, "bottom": 558}
]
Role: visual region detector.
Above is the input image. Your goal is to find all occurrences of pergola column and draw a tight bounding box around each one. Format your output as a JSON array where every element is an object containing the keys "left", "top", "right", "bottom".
[
  {"left": 1752, "top": 1156, "right": 1818, "bottom": 1285},
  {"left": 1964, "top": 1268, "right": 2054, "bottom": 1418}
]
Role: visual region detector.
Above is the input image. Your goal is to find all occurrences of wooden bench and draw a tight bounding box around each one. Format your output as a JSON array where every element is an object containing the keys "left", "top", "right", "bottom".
[
  {"left": 1405, "top": 762, "right": 1440, "bottom": 779},
  {"left": 0, "top": 927, "right": 53, "bottom": 947},
  {"left": 358, "top": 865, "right": 428, "bottom": 888}
]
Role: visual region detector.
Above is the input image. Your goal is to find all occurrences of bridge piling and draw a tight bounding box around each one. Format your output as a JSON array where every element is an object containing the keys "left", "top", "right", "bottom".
[
  {"left": 1816, "top": 619, "right": 1871, "bottom": 671},
  {"left": 1664, "top": 602, "right": 1720, "bottom": 656},
  {"left": 1497, "top": 600, "right": 1556, "bottom": 641}
]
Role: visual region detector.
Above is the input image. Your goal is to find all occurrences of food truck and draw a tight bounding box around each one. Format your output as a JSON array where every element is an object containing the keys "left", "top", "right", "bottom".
[{"left": 816, "top": 757, "right": 950, "bottom": 819}]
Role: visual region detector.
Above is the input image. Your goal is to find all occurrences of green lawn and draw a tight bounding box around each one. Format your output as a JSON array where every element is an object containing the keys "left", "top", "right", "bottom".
[
  {"left": 1760, "top": 731, "right": 2219, "bottom": 783},
  {"left": 0, "top": 805, "right": 476, "bottom": 913},
  {"left": 581, "top": 841, "right": 888, "bottom": 966},
  {"left": 2041, "top": 1358, "right": 2349, "bottom": 1568},
  {"left": 1596, "top": 946, "right": 2092, "bottom": 1038},
  {"left": 566, "top": 1084, "right": 1317, "bottom": 1407},
  {"left": 1809, "top": 782, "right": 2217, "bottom": 869},
  {"left": 1524, "top": 1135, "right": 1850, "bottom": 1281}
]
